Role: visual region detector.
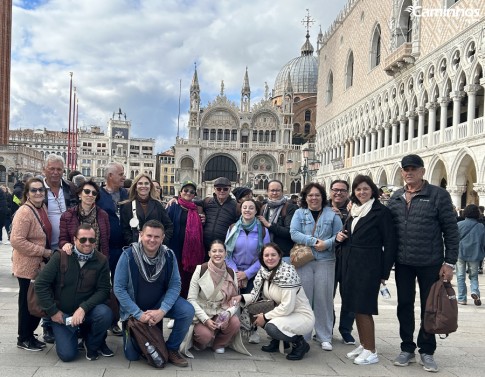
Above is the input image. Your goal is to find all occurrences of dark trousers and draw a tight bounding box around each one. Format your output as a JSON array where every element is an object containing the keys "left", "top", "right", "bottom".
[
  {"left": 17, "top": 277, "right": 41, "bottom": 342},
  {"left": 395, "top": 263, "right": 441, "bottom": 355}
]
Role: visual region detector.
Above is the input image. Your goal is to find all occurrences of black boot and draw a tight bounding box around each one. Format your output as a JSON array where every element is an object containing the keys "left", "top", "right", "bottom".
[
  {"left": 261, "top": 338, "right": 290, "bottom": 352},
  {"left": 286, "top": 336, "right": 310, "bottom": 361}
]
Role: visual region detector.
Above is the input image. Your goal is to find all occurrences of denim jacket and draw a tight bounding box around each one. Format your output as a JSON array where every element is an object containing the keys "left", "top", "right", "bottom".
[
  {"left": 113, "top": 244, "right": 181, "bottom": 321},
  {"left": 290, "top": 207, "right": 341, "bottom": 261}
]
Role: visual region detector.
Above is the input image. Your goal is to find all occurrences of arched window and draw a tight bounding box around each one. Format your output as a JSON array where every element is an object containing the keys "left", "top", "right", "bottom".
[
  {"left": 203, "top": 128, "right": 209, "bottom": 140},
  {"left": 327, "top": 71, "right": 333, "bottom": 104},
  {"left": 345, "top": 51, "right": 354, "bottom": 89},
  {"left": 406, "top": 14, "right": 413, "bottom": 42},
  {"left": 305, "top": 110, "right": 311, "bottom": 121},
  {"left": 370, "top": 24, "right": 381, "bottom": 68},
  {"left": 210, "top": 129, "right": 216, "bottom": 140},
  {"left": 293, "top": 123, "right": 300, "bottom": 133},
  {"left": 252, "top": 130, "right": 258, "bottom": 141},
  {"left": 204, "top": 155, "right": 237, "bottom": 182},
  {"left": 231, "top": 130, "right": 237, "bottom": 141},
  {"left": 304, "top": 123, "right": 311, "bottom": 134},
  {"left": 271, "top": 131, "right": 276, "bottom": 142},
  {"left": 217, "top": 129, "right": 223, "bottom": 140}
]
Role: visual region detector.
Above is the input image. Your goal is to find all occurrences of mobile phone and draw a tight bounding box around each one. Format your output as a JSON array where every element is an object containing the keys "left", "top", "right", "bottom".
[{"left": 65, "top": 316, "right": 73, "bottom": 326}]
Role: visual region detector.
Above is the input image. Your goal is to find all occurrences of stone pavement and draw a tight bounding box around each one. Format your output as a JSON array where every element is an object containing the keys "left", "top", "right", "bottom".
[{"left": 1, "top": 232, "right": 484, "bottom": 376}]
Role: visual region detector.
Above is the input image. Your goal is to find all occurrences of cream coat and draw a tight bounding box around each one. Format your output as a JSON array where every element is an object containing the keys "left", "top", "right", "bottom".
[
  {"left": 180, "top": 264, "right": 250, "bottom": 358},
  {"left": 243, "top": 280, "right": 315, "bottom": 338},
  {"left": 11, "top": 203, "right": 48, "bottom": 280}
]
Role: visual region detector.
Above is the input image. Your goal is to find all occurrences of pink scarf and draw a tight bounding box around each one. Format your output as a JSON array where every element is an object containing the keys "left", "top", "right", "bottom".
[
  {"left": 179, "top": 198, "right": 205, "bottom": 272},
  {"left": 207, "top": 259, "right": 238, "bottom": 309}
]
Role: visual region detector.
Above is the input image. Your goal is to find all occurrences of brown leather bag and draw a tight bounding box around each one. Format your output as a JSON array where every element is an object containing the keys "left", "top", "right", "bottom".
[
  {"left": 28, "top": 250, "right": 70, "bottom": 317},
  {"left": 290, "top": 211, "right": 322, "bottom": 268}
]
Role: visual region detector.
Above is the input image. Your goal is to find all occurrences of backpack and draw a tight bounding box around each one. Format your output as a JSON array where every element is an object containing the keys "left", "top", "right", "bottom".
[
  {"left": 126, "top": 316, "right": 169, "bottom": 368},
  {"left": 423, "top": 279, "right": 458, "bottom": 338}
]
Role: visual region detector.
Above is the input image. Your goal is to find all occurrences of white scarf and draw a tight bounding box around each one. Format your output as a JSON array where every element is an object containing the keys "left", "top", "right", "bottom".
[{"left": 350, "top": 198, "right": 375, "bottom": 233}]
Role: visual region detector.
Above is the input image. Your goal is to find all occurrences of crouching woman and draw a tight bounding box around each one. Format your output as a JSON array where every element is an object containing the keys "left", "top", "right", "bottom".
[
  {"left": 232, "top": 243, "right": 315, "bottom": 360},
  {"left": 180, "top": 240, "right": 250, "bottom": 357}
]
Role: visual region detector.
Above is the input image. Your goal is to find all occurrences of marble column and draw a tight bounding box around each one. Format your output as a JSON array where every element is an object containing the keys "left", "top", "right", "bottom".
[
  {"left": 439, "top": 97, "right": 450, "bottom": 143},
  {"left": 406, "top": 111, "right": 416, "bottom": 151},
  {"left": 465, "top": 84, "right": 480, "bottom": 137},
  {"left": 425, "top": 102, "right": 438, "bottom": 147},
  {"left": 399, "top": 116, "right": 406, "bottom": 153},
  {"left": 450, "top": 90, "right": 464, "bottom": 138},
  {"left": 416, "top": 106, "right": 425, "bottom": 149}
]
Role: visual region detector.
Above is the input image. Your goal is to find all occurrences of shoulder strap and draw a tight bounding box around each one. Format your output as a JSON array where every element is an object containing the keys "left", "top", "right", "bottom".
[
  {"left": 200, "top": 262, "right": 235, "bottom": 280},
  {"left": 281, "top": 202, "right": 289, "bottom": 218},
  {"left": 58, "top": 249, "right": 69, "bottom": 289},
  {"left": 26, "top": 204, "right": 49, "bottom": 239},
  {"left": 460, "top": 222, "right": 480, "bottom": 241},
  {"left": 312, "top": 210, "right": 323, "bottom": 236}
]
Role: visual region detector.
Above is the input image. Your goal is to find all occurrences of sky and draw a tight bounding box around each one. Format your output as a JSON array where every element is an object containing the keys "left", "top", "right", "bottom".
[{"left": 10, "top": 0, "right": 348, "bottom": 153}]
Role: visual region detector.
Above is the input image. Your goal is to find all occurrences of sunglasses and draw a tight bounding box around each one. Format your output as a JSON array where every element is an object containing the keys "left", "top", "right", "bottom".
[
  {"left": 77, "top": 237, "right": 96, "bottom": 244},
  {"left": 29, "top": 187, "right": 45, "bottom": 194},
  {"left": 82, "top": 189, "right": 98, "bottom": 196},
  {"left": 215, "top": 187, "right": 230, "bottom": 192},
  {"left": 182, "top": 188, "right": 196, "bottom": 195}
]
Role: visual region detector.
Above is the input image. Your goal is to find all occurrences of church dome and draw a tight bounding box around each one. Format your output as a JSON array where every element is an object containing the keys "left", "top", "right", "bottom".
[{"left": 273, "top": 33, "right": 318, "bottom": 97}]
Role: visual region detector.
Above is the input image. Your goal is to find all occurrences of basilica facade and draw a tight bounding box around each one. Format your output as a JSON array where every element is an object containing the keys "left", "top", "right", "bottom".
[
  {"left": 316, "top": 0, "right": 485, "bottom": 209},
  {"left": 174, "top": 31, "right": 319, "bottom": 198}
]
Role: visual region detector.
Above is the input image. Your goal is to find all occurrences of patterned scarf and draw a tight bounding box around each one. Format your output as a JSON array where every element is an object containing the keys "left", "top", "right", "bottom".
[
  {"left": 225, "top": 216, "right": 264, "bottom": 259},
  {"left": 207, "top": 259, "right": 238, "bottom": 309},
  {"left": 263, "top": 196, "right": 288, "bottom": 225},
  {"left": 73, "top": 245, "right": 95, "bottom": 262},
  {"left": 251, "top": 261, "right": 301, "bottom": 302},
  {"left": 77, "top": 204, "right": 101, "bottom": 252},
  {"left": 179, "top": 198, "right": 205, "bottom": 272},
  {"left": 131, "top": 241, "right": 167, "bottom": 283}
]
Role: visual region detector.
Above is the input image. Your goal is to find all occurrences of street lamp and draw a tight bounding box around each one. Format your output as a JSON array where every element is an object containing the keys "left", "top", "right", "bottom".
[{"left": 287, "top": 148, "right": 321, "bottom": 186}]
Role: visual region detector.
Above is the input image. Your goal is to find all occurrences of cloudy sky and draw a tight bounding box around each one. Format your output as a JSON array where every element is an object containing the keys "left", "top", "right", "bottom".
[{"left": 11, "top": 0, "right": 348, "bottom": 153}]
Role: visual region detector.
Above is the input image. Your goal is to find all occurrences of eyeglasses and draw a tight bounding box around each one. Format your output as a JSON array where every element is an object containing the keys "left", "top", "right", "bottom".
[
  {"left": 82, "top": 189, "right": 98, "bottom": 196},
  {"left": 331, "top": 188, "right": 348, "bottom": 194},
  {"left": 215, "top": 187, "right": 229, "bottom": 192},
  {"left": 182, "top": 188, "right": 196, "bottom": 195},
  {"left": 77, "top": 237, "right": 96, "bottom": 244},
  {"left": 269, "top": 189, "right": 282, "bottom": 193},
  {"left": 29, "top": 187, "right": 46, "bottom": 193},
  {"left": 137, "top": 181, "right": 151, "bottom": 186}
]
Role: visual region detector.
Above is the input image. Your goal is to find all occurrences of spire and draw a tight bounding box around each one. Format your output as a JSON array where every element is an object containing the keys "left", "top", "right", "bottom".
[
  {"left": 285, "top": 72, "right": 294, "bottom": 95},
  {"left": 241, "top": 66, "right": 250, "bottom": 95},
  {"left": 317, "top": 25, "right": 323, "bottom": 52},
  {"left": 300, "top": 9, "right": 315, "bottom": 56},
  {"left": 190, "top": 62, "right": 200, "bottom": 93},
  {"left": 240, "top": 67, "right": 251, "bottom": 112}
]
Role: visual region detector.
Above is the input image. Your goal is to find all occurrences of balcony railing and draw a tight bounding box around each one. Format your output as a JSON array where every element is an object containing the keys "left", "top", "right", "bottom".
[{"left": 383, "top": 42, "right": 414, "bottom": 76}]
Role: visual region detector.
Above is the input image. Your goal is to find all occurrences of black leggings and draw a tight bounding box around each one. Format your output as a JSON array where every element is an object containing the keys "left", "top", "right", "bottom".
[
  {"left": 17, "top": 277, "right": 41, "bottom": 342},
  {"left": 265, "top": 323, "right": 298, "bottom": 342}
]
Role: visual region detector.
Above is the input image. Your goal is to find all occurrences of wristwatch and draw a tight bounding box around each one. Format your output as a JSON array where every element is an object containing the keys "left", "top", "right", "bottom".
[{"left": 444, "top": 262, "right": 455, "bottom": 268}]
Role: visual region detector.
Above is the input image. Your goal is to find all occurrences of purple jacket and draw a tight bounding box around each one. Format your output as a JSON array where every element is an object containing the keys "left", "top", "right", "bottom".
[
  {"left": 59, "top": 205, "right": 111, "bottom": 257},
  {"left": 225, "top": 224, "right": 270, "bottom": 280}
]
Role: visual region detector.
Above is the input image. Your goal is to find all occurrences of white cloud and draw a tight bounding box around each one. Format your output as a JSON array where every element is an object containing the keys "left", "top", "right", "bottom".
[{"left": 11, "top": 0, "right": 347, "bottom": 153}]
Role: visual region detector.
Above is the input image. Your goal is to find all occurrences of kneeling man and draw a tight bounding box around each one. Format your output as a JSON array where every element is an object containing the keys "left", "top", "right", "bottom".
[
  {"left": 35, "top": 224, "right": 113, "bottom": 361},
  {"left": 114, "top": 220, "right": 194, "bottom": 367}
]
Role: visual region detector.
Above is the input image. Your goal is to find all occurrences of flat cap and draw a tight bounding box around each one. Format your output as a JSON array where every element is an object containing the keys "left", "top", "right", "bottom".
[
  {"left": 214, "top": 177, "right": 231, "bottom": 187},
  {"left": 401, "top": 154, "right": 424, "bottom": 168}
]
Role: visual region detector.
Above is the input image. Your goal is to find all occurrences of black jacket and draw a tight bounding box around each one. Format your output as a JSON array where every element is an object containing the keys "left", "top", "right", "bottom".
[
  {"left": 196, "top": 195, "right": 238, "bottom": 251},
  {"left": 43, "top": 178, "right": 78, "bottom": 209},
  {"left": 120, "top": 198, "right": 173, "bottom": 246},
  {"left": 0, "top": 189, "right": 6, "bottom": 227},
  {"left": 387, "top": 180, "right": 458, "bottom": 266},
  {"left": 260, "top": 201, "right": 298, "bottom": 257}
]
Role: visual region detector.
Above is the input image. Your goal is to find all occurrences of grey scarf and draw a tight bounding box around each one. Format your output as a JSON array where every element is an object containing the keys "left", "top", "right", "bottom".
[
  {"left": 131, "top": 242, "right": 167, "bottom": 283},
  {"left": 263, "top": 196, "right": 288, "bottom": 224}
]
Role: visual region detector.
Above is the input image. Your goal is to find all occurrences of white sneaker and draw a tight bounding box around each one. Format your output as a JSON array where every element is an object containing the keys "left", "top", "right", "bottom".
[
  {"left": 167, "top": 319, "right": 174, "bottom": 329},
  {"left": 354, "top": 349, "right": 379, "bottom": 365},
  {"left": 321, "top": 341, "right": 333, "bottom": 351},
  {"left": 214, "top": 347, "right": 225, "bottom": 354},
  {"left": 248, "top": 331, "right": 260, "bottom": 344},
  {"left": 346, "top": 344, "right": 364, "bottom": 359},
  {"left": 3, "top": 240, "right": 10, "bottom": 245}
]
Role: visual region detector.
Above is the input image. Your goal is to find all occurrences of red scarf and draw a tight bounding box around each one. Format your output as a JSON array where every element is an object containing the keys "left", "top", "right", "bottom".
[{"left": 179, "top": 198, "right": 205, "bottom": 272}]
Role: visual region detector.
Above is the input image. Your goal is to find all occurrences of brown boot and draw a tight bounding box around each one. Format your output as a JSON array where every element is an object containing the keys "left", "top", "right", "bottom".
[{"left": 168, "top": 350, "right": 188, "bottom": 367}]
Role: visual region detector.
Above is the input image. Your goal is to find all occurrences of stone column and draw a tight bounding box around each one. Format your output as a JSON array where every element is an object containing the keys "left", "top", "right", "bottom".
[
  {"left": 439, "top": 97, "right": 450, "bottom": 143},
  {"left": 425, "top": 102, "right": 438, "bottom": 147},
  {"left": 473, "top": 184, "right": 485, "bottom": 207},
  {"left": 399, "top": 116, "right": 406, "bottom": 153},
  {"left": 354, "top": 137, "right": 359, "bottom": 156},
  {"left": 391, "top": 121, "right": 398, "bottom": 147},
  {"left": 416, "top": 106, "right": 425, "bottom": 149},
  {"left": 371, "top": 130, "right": 377, "bottom": 151},
  {"left": 382, "top": 123, "right": 390, "bottom": 150},
  {"left": 450, "top": 90, "right": 464, "bottom": 138},
  {"left": 406, "top": 111, "right": 416, "bottom": 151},
  {"left": 359, "top": 135, "right": 365, "bottom": 156},
  {"left": 480, "top": 78, "right": 485, "bottom": 115},
  {"left": 377, "top": 127, "right": 383, "bottom": 150},
  {"left": 465, "top": 84, "right": 480, "bottom": 137},
  {"left": 365, "top": 133, "right": 370, "bottom": 154},
  {"left": 447, "top": 185, "right": 467, "bottom": 211}
]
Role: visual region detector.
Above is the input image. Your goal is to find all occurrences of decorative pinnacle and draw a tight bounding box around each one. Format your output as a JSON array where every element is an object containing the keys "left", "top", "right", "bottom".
[{"left": 301, "top": 9, "right": 315, "bottom": 34}]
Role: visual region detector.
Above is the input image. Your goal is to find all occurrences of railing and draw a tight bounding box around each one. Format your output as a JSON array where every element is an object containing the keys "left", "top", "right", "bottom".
[
  {"left": 458, "top": 122, "right": 467, "bottom": 138},
  {"left": 444, "top": 128, "right": 453, "bottom": 142},
  {"left": 383, "top": 42, "right": 414, "bottom": 75},
  {"left": 473, "top": 117, "right": 483, "bottom": 135},
  {"left": 176, "top": 138, "right": 302, "bottom": 151}
]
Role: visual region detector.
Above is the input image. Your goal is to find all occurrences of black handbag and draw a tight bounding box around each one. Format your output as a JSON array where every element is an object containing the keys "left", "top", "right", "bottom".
[{"left": 246, "top": 299, "right": 276, "bottom": 324}]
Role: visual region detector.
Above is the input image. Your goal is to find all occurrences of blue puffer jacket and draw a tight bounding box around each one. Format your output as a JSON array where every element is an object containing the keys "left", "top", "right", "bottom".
[
  {"left": 458, "top": 218, "right": 485, "bottom": 262},
  {"left": 387, "top": 180, "right": 458, "bottom": 266}
]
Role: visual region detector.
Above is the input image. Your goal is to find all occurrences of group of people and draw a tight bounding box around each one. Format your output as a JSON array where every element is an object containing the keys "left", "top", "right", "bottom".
[{"left": 8, "top": 152, "right": 468, "bottom": 373}]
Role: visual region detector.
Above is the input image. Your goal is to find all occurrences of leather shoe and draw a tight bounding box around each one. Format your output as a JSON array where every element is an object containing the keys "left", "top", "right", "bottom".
[
  {"left": 168, "top": 350, "right": 188, "bottom": 367},
  {"left": 261, "top": 338, "right": 290, "bottom": 352}
]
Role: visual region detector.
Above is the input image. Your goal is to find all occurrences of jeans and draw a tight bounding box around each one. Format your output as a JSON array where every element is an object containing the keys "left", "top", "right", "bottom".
[
  {"left": 122, "top": 296, "right": 195, "bottom": 361},
  {"left": 456, "top": 259, "right": 480, "bottom": 302},
  {"left": 395, "top": 263, "right": 441, "bottom": 355},
  {"left": 51, "top": 304, "right": 112, "bottom": 362}
]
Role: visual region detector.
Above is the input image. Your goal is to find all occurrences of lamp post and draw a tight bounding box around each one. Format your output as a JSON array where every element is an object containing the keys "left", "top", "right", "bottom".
[{"left": 287, "top": 148, "right": 321, "bottom": 186}]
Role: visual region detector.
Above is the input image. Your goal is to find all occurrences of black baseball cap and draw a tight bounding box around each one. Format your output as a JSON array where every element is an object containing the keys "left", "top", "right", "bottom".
[{"left": 401, "top": 154, "right": 424, "bottom": 168}]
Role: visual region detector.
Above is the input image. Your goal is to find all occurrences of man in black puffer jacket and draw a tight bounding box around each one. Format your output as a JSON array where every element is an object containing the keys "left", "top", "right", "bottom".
[
  {"left": 387, "top": 154, "right": 458, "bottom": 373},
  {"left": 196, "top": 177, "right": 238, "bottom": 255}
]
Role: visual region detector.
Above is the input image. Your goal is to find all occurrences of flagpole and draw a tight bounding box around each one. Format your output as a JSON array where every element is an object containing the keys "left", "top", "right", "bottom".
[
  {"left": 74, "top": 97, "right": 79, "bottom": 171},
  {"left": 67, "top": 72, "right": 73, "bottom": 174},
  {"left": 71, "top": 87, "right": 77, "bottom": 172}
]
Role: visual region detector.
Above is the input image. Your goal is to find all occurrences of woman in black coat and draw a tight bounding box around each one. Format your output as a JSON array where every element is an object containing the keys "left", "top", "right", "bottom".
[
  {"left": 335, "top": 175, "right": 396, "bottom": 366},
  {"left": 120, "top": 174, "right": 173, "bottom": 246}
]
